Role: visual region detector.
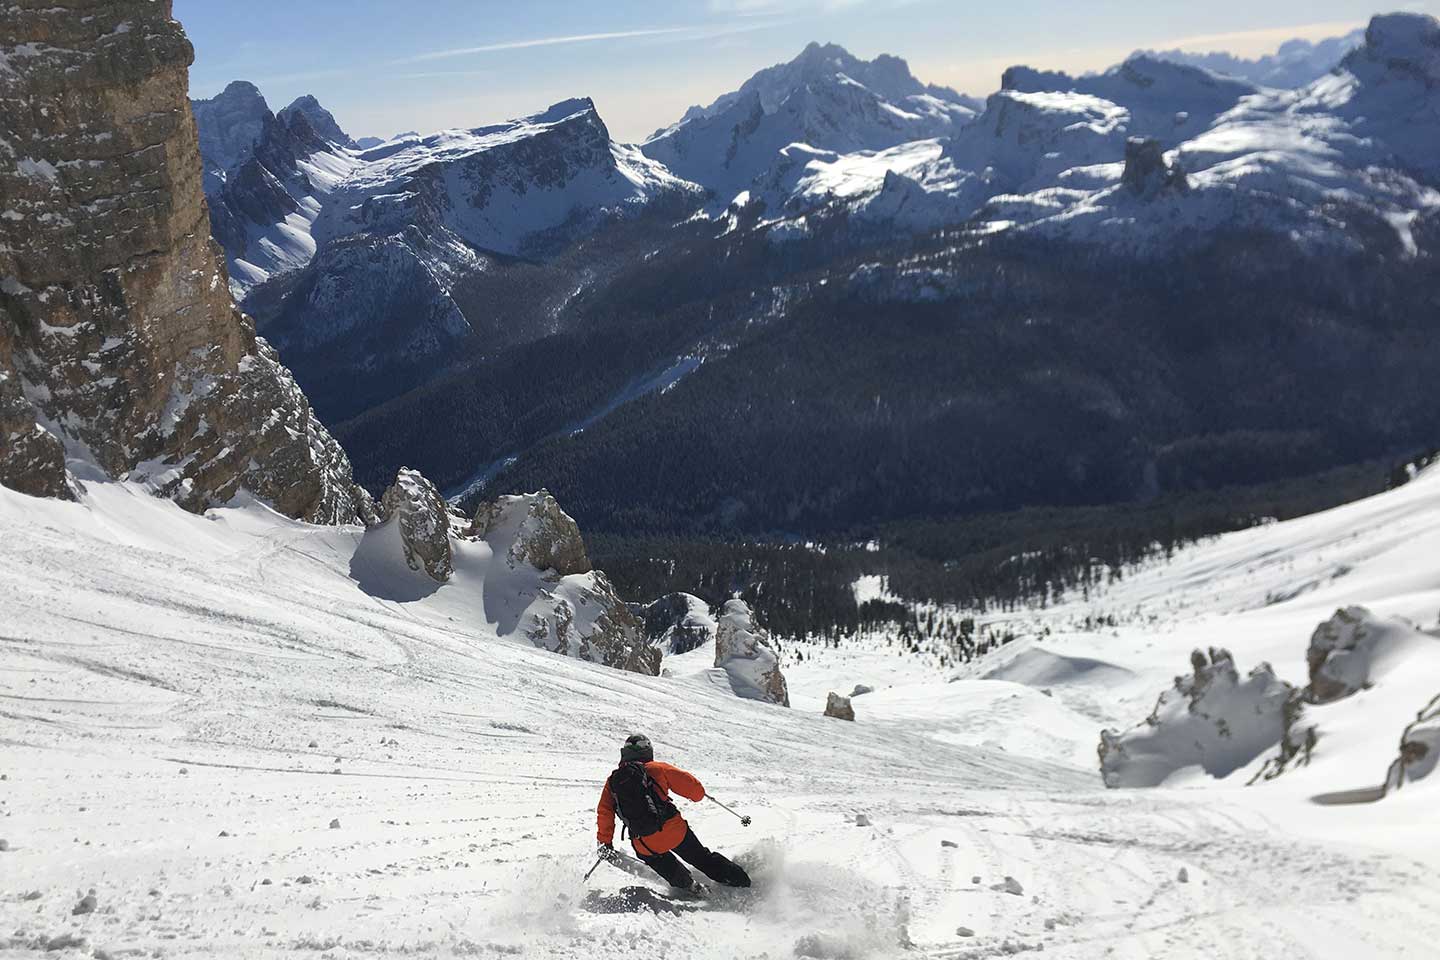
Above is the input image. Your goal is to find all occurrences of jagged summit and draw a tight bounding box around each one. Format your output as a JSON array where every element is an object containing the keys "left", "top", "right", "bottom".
[
  {"left": 278, "top": 93, "right": 357, "bottom": 148},
  {"left": 696, "top": 41, "right": 976, "bottom": 120},
  {"left": 1343, "top": 11, "right": 1440, "bottom": 86},
  {"left": 191, "top": 79, "right": 272, "bottom": 193},
  {"left": 643, "top": 41, "right": 976, "bottom": 203}
]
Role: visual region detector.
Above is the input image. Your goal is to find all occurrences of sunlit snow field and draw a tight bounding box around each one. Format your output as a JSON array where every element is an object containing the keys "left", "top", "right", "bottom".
[{"left": 3, "top": 469, "right": 1439, "bottom": 957}]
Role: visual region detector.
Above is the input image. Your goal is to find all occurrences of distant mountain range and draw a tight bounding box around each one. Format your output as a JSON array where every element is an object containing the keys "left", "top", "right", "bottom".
[
  {"left": 1136, "top": 28, "right": 1366, "bottom": 88},
  {"left": 189, "top": 14, "right": 1440, "bottom": 543}
]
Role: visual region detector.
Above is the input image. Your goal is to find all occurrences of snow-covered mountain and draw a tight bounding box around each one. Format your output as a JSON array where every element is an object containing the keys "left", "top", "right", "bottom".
[
  {"left": 191, "top": 83, "right": 363, "bottom": 297},
  {"left": 238, "top": 97, "right": 704, "bottom": 421},
  {"left": 314, "top": 98, "right": 700, "bottom": 258},
  {"left": 207, "top": 109, "right": 362, "bottom": 297},
  {"left": 764, "top": 13, "right": 1440, "bottom": 257},
  {"left": 191, "top": 80, "right": 271, "bottom": 194},
  {"left": 642, "top": 42, "right": 979, "bottom": 205},
  {"left": 1136, "top": 28, "right": 1366, "bottom": 88}
]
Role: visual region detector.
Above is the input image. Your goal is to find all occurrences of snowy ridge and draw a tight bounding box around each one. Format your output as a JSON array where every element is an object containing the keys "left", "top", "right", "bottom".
[
  {"left": 643, "top": 42, "right": 977, "bottom": 206},
  {"left": 757, "top": 14, "right": 1440, "bottom": 257},
  {"left": 314, "top": 98, "right": 702, "bottom": 257}
]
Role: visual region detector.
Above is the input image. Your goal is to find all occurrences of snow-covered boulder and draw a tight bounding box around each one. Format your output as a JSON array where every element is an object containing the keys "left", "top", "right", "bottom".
[
  {"left": 1306, "top": 606, "right": 1396, "bottom": 703},
  {"left": 639, "top": 593, "right": 717, "bottom": 655},
  {"left": 1255, "top": 610, "right": 1440, "bottom": 788},
  {"left": 470, "top": 490, "right": 591, "bottom": 577},
  {"left": 519, "top": 571, "right": 659, "bottom": 677},
  {"left": 469, "top": 490, "right": 658, "bottom": 676},
  {"left": 714, "top": 600, "right": 790, "bottom": 707},
  {"left": 1099, "top": 648, "right": 1294, "bottom": 788},
  {"left": 825, "top": 692, "right": 856, "bottom": 721},
  {"left": 1386, "top": 696, "right": 1440, "bottom": 793},
  {"left": 379, "top": 468, "right": 454, "bottom": 583}
]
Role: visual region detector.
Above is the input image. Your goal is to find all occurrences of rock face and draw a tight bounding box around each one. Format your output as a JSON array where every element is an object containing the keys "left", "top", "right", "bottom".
[
  {"left": 191, "top": 80, "right": 271, "bottom": 195},
  {"left": 471, "top": 490, "right": 592, "bottom": 576},
  {"left": 1121, "top": 137, "right": 1189, "bottom": 197},
  {"left": 380, "top": 468, "right": 454, "bottom": 582},
  {"left": 203, "top": 100, "right": 360, "bottom": 296},
  {"left": 470, "top": 491, "right": 658, "bottom": 675},
  {"left": 714, "top": 600, "right": 790, "bottom": 706},
  {"left": 278, "top": 95, "right": 356, "bottom": 149},
  {"left": 825, "top": 692, "right": 855, "bottom": 721},
  {"left": 0, "top": 1, "right": 373, "bottom": 524},
  {"left": 1099, "top": 647, "right": 1293, "bottom": 788},
  {"left": 639, "top": 593, "right": 716, "bottom": 655}
]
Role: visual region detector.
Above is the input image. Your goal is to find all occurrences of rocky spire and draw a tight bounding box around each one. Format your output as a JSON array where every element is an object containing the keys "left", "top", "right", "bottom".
[
  {"left": 1120, "top": 137, "right": 1189, "bottom": 198},
  {"left": 0, "top": 0, "right": 375, "bottom": 523}
]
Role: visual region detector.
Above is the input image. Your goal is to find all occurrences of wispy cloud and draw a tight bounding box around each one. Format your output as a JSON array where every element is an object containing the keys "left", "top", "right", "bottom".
[
  {"left": 1159, "top": 19, "right": 1366, "bottom": 55},
  {"left": 393, "top": 27, "right": 695, "bottom": 65}
]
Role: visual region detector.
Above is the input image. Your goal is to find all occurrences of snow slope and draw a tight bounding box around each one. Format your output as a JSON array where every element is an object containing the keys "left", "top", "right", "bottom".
[{"left": 5, "top": 460, "right": 1440, "bottom": 955}]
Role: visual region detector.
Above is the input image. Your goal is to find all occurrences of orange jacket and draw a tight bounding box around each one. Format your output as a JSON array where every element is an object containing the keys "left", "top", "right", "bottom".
[{"left": 597, "top": 761, "right": 705, "bottom": 856}]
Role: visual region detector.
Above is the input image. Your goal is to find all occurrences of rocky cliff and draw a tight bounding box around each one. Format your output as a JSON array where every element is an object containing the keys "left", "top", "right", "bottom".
[{"left": 0, "top": 0, "right": 373, "bottom": 522}]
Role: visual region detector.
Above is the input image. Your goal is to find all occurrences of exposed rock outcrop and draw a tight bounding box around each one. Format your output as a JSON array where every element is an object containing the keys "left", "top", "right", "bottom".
[
  {"left": 0, "top": 0, "right": 374, "bottom": 524},
  {"left": 278, "top": 95, "right": 357, "bottom": 149},
  {"left": 1099, "top": 647, "right": 1293, "bottom": 788},
  {"left": 1306, "top": 605, "right": 1385, "bottom": 703},
  {"left": 380, "top": 468, "right": 454, "bottom": 583},
  {"left": 714, "top": 600, "right": 789, "bottom": 706},
  {"left": 471, "top": 490, "right": 592, "bottom": 576},
  {"left": 825, "top": 692, "right": 856, "bottom": 721},
  {"left": 519, "top": 570, "right": 658, "bottom": 676},
  {"left": 638, "top": 593, "right": 716, "bottom": 655},
  {"left": 1386, "top": 695, "right": 1440, "bottom": 793},
  {"left": 1121, "top": 137, "right": 1189, "bottom": 197},
  {"left": 470, "top": 491, "right": 657, "bottom": 675},
  {"left": 191, "top": 80, "right": 271, "bottom": 195},
  {"left": 1255, "top": 607, "right": 1440, "bottom": 786}
]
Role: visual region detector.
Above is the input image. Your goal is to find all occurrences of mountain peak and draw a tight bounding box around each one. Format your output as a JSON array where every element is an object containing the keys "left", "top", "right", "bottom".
[
  {"left": 277, "top": 93, "right": 355, "bottom": 148},
  {"left": 217, "top": 79, "right": 265, "bottom": 103},
  {"left": 534, "top": 96, "right": 600, "bottom": 123},
  {"left": 1347, "top": 12, "right": 1440, "bottom": 84}
]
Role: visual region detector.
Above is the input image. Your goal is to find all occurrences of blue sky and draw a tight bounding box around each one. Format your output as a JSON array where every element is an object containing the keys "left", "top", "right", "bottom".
[{"left": 176, "top": 0, "right": 1430, "bottom": 143}]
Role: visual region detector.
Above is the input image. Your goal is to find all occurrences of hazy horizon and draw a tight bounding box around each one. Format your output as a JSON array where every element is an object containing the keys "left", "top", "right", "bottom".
[{"left": 176, "top": 0, "right": 1429, "bottom": 143}]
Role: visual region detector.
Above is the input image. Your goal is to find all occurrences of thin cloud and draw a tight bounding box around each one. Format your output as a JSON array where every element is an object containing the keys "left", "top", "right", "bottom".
[
  {"left": 1159, "top": 19, "right": 1365, "bottom": 55},
  {"left": 393, "top": 27, "right": 695, "bottom": 64}
]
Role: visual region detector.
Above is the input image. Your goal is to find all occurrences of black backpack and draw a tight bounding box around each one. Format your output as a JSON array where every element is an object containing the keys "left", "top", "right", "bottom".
[{"left": 608, "top": 760, "right": 678, "bottom": 838}]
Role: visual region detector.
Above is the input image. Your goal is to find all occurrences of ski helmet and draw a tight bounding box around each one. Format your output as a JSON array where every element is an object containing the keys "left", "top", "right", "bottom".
[{"left": 621, "top": 733, "right": 654, "bottom": 763}]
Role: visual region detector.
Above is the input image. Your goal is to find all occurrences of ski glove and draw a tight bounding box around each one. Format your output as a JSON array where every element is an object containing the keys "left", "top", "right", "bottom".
[{"left": 597, "top": 842, "right": 615, "bottom": 860}]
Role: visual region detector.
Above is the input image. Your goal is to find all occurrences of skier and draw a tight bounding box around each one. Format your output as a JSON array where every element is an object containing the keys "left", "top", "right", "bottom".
[{"left": 596, "top": 733, "right": 751, "bottom": 893}]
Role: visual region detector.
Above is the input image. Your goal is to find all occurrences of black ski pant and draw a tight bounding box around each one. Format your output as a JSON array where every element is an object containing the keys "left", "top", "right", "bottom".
[{"left": 636, "top": 827, "right": 751, "bottom": 890}]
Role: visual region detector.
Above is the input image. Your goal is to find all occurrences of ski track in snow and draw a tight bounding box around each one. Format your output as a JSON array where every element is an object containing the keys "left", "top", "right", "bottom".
[{"left": 3, "top": 474, "right": 1440, "bottom": 958}]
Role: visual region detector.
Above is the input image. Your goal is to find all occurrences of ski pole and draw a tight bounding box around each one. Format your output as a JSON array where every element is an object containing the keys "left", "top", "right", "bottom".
[
  {"left": 708, "top": 795, "right": 752, "bottom": 827},
  {"left": 582, "top": 853, "right": 605, "bottom": 883}
]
